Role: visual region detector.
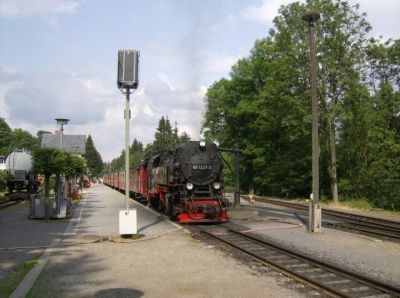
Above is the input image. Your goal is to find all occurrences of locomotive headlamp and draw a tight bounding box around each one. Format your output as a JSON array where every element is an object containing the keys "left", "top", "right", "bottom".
[
  {"left": 186, "top": 182, "right": 194, "bottom": 190},
  {"left": 212, "top": 182, "right": 221, "bottom": 190},
  {"left": 199, "top": 140, "right": 206, "bottom": 147}
]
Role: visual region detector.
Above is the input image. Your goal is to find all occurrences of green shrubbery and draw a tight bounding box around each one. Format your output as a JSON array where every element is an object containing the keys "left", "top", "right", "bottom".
[{"left": 0, "top": 171, "right": 6, "bottom": 193}]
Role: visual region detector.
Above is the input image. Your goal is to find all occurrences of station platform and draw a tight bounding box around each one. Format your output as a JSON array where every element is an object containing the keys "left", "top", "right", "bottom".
[{"left": 1, "top": 184, "right": 308, "bottom": 298}]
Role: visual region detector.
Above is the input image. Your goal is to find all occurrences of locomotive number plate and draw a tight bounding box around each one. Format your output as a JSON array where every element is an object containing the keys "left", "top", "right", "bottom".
[{"left": 192, "top": 165, "right": 212, "bottom": 170}]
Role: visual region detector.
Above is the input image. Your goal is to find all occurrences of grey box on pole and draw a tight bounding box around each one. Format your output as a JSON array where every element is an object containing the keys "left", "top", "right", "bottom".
[
  {"left": 41, "top": 134, "right": 86, "bottom": 154},
  {"left": 117, "top": 50, "right": 139, "bottom": 89}
]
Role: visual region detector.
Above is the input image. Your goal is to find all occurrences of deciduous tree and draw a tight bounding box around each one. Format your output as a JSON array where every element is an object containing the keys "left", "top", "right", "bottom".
[
  {"left": 32, "top": 148, "right": 68, "bottom": 220},
  {"left": 0, "top": 118, "right": 12, "bottom": 155}
]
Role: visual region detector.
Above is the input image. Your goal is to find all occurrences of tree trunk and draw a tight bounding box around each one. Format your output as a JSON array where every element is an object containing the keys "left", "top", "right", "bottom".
[
  {"left": 328, "top": 118, "right": 339, "bottom": 203},
  {"left": 44, "top": 175, "right": 50, "bottom": 221}
]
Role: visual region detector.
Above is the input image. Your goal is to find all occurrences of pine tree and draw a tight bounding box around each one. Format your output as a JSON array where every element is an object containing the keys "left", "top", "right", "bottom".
[
  {"left": 84, "top": 135, "right": 103, "bottom": 178},
  {"left": 129, "top": 139, "right": 144, "bottom": 167},
  {"left": 144, "top": 116, "right": 191, "bottom": 157},
  {"left": 152, "top": 116, "right": 174, "bottom": 152}
]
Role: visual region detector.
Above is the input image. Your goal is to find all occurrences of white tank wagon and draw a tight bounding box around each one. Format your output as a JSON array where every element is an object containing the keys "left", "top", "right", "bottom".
[{"left": 5, "top": 150, "right": 38, "bottom": 194}]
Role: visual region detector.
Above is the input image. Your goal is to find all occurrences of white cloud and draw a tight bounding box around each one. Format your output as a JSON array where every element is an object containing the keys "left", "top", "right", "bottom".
[
  {"left": 0, "top": 85, "right": 11, "bottom": 118},
  {"left": 42, "top": 15, "right": 60, "bottom": 28},
  {"left": 240, "top": 0, "right": 400, "bottom": 39},
  {"left": 1, "top": 68, "right": 208, "bottom": 161},
  {"left": 80, "top": 79, "right": 115, "bottom": 97},
  {"left": 0, "top": 0, "right": 80, "bottom": 18},
  {"left": 242, "top": 0, "right": 301, "bottom": 23},
  {"left": 143, "top": 105, "right": 155, "bottom": 117},
  {"left": 242, "top": 0, "right": 280, "bottom": 23},
  {"left": 99, "top": 82, "right": 207, "bottom": 161},
  {"left": 145, "top": 41, "right": 177, "bottom": 67},
  {"left": 2, "top": 71, "right": 108, "bottom": 126},
  {"left": 211, "top": 14, "right": 238, "bottom": 33},
  {"left": 95, "top": 75, "right": 208, "bottom": 159},
  {"left": 202, "top": 52, "right": 242, "bottom": 74},
  {"left": 157, "top": 73, "right": 176, "bottom": 91},
  {"left": 0, "top": 66, "right": 25, "bottom": 118},
  {"left": 349, "top": 0, "right": 400, "bottom": 39},
  {"left": 225, "top": 14, "right": 237, "bottom": 25}
]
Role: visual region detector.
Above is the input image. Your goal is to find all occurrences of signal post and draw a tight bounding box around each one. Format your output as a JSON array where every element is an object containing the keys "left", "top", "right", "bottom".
[{"left": 117, "top": 50, "right": 140, "bottom": 235}]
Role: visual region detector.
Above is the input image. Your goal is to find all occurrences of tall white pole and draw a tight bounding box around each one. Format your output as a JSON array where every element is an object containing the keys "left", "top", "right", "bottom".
[
  {"left": 125, "top": 88, "right": 130, "bottom": 211},
  {"left": 60, "top": 124, "right": 64, "bottom": 149}
]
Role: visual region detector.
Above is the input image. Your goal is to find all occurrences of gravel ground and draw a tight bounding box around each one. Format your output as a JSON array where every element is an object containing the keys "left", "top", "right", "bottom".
[
  {"left": 29, "top": 231, "right": 309, "bottom": 298},
  {"left": 19, "top": 185, "right": 311, "bottom": 298},
  {"left": 3, "top": 185, "right": 399, "bottom": 297},
  {"left": 232, "top": 201, "right": 400, "bottom": 288}
]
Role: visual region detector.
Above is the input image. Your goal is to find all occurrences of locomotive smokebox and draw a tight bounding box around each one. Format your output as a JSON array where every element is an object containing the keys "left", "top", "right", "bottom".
[{"left": 117, "top": 50, "right": 140, "bottom": 89}]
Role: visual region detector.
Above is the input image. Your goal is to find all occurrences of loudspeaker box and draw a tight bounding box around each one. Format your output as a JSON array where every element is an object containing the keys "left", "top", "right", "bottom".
[{"left": 117, "top": 50, "right": 139, "bottom": 89}]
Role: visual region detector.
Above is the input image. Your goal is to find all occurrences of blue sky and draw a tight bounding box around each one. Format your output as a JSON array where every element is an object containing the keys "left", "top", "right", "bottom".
[{"left": 1, "top": 0, "right": 399, "bottom": 162}]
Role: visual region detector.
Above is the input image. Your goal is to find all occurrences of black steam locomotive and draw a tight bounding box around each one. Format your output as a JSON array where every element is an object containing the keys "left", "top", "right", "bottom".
[{"left": 104, "top": 141, "right": 229, "bottom": 223}]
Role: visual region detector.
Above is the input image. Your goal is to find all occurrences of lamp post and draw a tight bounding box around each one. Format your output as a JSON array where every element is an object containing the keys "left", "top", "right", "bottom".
[
  {"left": 54, "top": 118, "right": 69, "bottom": 218},
  {"left": 303, "top": 10, "right": 322, "bottom": 233},
  {"left": 55, "top": 118, "right": 70, "bottom": 150}
]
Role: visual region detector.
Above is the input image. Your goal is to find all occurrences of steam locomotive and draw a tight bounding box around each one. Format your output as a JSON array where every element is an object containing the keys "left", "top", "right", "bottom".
[{"left": 103, "top": 141, "right": 228, "bottom": 223}]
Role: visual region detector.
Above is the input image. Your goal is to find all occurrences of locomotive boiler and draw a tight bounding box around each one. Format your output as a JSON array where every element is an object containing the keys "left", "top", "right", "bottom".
[{"left": 104, "top": 141, "right": 228, "bottom": 223}]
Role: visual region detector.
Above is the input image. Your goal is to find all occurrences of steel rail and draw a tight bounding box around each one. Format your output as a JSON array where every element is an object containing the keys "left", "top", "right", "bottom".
[
  {"left": 0, "top": 200, "right": 21, "bottom": 209},
  {"left": 200, "top": 227, "right": 400, "bottom": 297}
]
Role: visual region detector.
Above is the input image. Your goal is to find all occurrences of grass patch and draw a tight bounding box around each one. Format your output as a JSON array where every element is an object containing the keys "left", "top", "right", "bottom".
[
  {"left": 294, "top": 197, "right": 375, "bottom": 211},
  {"left": 322, "top": 199, "right": 400, "bottom": 219},
  {"left": 0, "top": 258, "right": 38, "bottom": 297},
  {"left": 321, "top": 198, "right": 374, "bottom": 211},
  {"left": 340, "top": 199, "right": 374, "bottom": 210}
]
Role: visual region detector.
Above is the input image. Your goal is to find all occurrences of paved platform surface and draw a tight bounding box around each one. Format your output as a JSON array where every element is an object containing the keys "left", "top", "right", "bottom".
[{"left": 1, "top": 185, "right": 309, "bottom": 298}]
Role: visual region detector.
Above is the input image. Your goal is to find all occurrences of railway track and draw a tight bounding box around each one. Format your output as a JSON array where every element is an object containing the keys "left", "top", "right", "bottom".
[
  {"left": 197, "top": 227, "right": 400, "bottom": 297},
  {"left": 248, "top": 197, "right": 400, "bottom": 241},
  {"left": 0, "top": 199, "right": 22, "bottom": 209},
  {"left": 0, "top": 193, "right": 31, "bottom": 209}
]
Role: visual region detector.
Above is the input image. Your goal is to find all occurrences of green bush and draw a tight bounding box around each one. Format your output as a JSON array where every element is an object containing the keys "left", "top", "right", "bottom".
[{"left": 0, "top": 171, "right": 6, "bottom": 192}]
